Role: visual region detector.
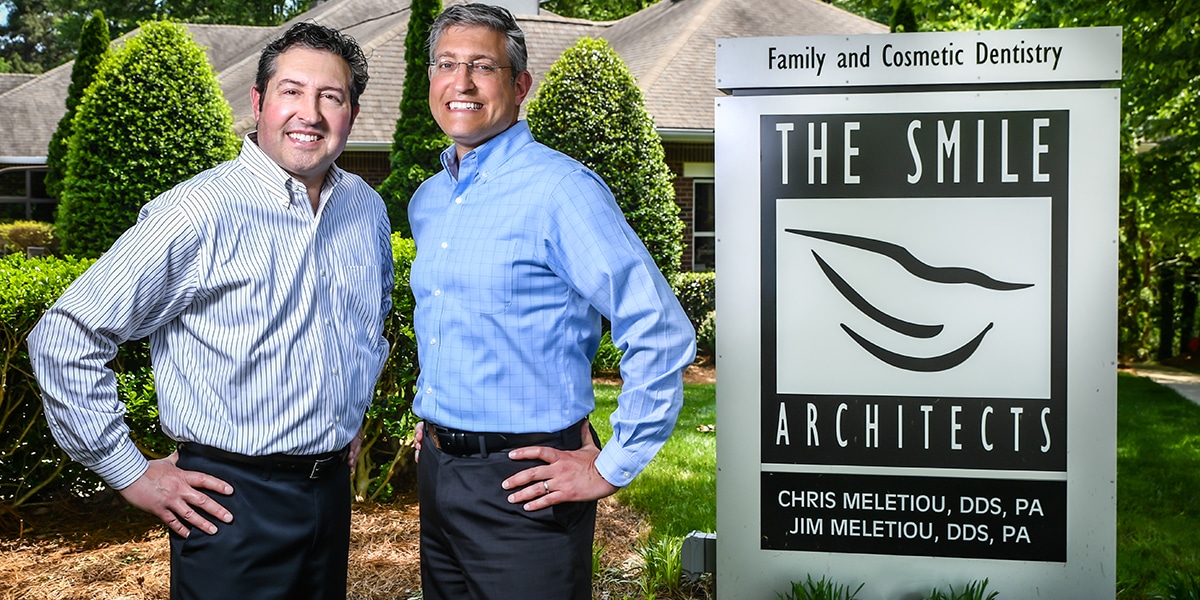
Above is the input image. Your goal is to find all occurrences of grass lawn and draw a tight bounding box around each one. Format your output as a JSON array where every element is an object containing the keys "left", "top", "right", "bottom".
[
  {"left": 593, "top": 383, "right": 716, "bottom": 540},
  {"left": 595, "top": 375, "right": 1200, "bottom": 598},
  {"left": 1116, "top": 372, "right": 1200, "bottom": 598}
]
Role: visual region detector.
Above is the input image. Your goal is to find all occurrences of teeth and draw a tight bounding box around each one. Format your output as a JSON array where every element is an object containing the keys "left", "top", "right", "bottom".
[
  {"left": 289, "top": 132, "right": 319, "bottom": 142},
  {"left": 449, "top": 101, "right": 482, "bottom": 111}
]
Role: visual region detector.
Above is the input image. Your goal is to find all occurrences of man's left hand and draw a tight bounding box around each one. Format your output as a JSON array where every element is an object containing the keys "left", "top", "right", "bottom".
[
  {"left": 502, "top": 422, "right": 619, "bottom": 511},
  {"left": 347, "top": 429, "right": 363, "bottom": 469}
]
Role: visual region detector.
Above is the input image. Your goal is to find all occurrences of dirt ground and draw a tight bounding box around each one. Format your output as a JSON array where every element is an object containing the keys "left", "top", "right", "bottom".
[{"left": 0, "top": 365, "right": 716, "bottom": 599}]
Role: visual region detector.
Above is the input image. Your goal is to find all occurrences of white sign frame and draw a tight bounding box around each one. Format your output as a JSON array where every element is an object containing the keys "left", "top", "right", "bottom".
[{"left": 715, "top": 84, "right": 1118, "bottom": 598}]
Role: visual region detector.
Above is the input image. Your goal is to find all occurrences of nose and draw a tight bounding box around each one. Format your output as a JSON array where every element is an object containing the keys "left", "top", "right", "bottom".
[
  {"left": 452, "top": 66, "right": 476, "bottom": 90},
  {"left": 296, "top": 94, "right": 323, "bottom": 124}
]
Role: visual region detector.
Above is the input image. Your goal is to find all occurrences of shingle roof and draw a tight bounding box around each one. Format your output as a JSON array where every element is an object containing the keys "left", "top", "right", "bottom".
[
  {"left": 0, "top": 0, "right": 883, "bottom": 161},
  {"left": 605, "top": 0, "right": 885, "bottom": 131},
  {"left": 0, "top": 74, "right": 37, "bottom": 95}
]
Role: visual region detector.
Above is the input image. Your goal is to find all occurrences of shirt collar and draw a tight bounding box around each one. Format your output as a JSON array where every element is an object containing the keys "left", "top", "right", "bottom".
[
  {"left": 241, "top": 132, "right": 345, "bottom": 210},
  {"left": 440, "top": 121, "right": 534, "bottom": 182}
]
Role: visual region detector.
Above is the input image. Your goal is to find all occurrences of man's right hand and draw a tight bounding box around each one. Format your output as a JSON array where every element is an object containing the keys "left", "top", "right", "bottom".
[{"left": 118, "top": 451, "right": 234, "bottom": 538}]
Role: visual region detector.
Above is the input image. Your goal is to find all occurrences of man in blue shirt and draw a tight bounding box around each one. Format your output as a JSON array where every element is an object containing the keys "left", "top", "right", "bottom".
[{"left": 409, "top": 4, "right": 696, "bottom": 599}]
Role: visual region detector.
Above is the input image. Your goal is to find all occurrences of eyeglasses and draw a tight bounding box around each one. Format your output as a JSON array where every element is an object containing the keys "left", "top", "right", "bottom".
[{"left": 427, "top": 60, "right": 514, "bottom": 78}]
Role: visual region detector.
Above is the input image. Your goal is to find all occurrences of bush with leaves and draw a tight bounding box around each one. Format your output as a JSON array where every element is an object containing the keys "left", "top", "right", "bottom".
[
  {"left": 354, "top": 234, "right": 421, "bottom": 501},
  {"left": 527, "top": 37, "right": 684, "bottom": 278},
  {"left": 377, "top": 0, "right": 448, "bottom": 236},
  {"left": 56, "top": 20, "right": 239, "bottom": 258},
  {"left": 0, "top": 253, "right": 95, "bottom": 508},
  {"left": 44, "top": 10, "right": 110, "bottom": 200},
  {"left": 0, "top": 221, "right": 57, "bottom": 255}
]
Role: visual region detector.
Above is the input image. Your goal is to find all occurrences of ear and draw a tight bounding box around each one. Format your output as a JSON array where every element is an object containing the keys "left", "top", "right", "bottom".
[
  {"left": 513, "top": 70, "right": 533, "bottom": 105},
  {"left": 251, "top": 85, "right": 263, "bottom": 122},
  {"left": 349, "top": 104, "right": 360, "bottom": 128}
]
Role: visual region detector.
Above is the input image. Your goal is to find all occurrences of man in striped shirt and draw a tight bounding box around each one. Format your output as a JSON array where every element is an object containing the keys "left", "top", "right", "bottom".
[{"left": 27, "top": 22, "right": 392, "bottom": 599}]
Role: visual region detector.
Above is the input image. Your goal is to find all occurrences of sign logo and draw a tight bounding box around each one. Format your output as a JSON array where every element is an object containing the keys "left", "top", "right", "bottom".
[{"left": 786, "top": 228, "right": 1034, "bottom": 372}]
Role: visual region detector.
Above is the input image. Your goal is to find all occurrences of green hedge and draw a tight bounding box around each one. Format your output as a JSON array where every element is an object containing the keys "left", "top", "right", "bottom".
[{"left": 1, "top": 242, "right": 714, "bottom": 509}]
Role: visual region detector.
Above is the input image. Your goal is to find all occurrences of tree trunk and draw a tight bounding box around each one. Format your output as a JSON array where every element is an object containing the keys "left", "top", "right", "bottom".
[{"left": 1157, "top": 264, "right": 1177, "bottom": 361}]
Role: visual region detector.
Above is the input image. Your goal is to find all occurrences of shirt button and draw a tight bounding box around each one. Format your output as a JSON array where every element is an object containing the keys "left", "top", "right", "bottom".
[
  {"left": 434, "top": 289, "right": 442, "bottom": 296},
  {"left": 454, "top": 196, "right": 463, "bottom": 204},
  {"left": 429, "top": 338, "right": 437, "bottom": 345},
  {"left": 441, "top": 242, "right": 448, "bottom": 249},
  {"left": 425, "top": 387, "right": 433, "bottom": 394}
]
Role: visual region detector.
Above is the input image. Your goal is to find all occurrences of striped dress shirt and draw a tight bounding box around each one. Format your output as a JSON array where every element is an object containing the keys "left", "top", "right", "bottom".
[
  {"left": 28, "top": 135, "right": 394, "bottom": 490},
  {"left": 409, "top": 121, "right": 696, "bottom": 487}
]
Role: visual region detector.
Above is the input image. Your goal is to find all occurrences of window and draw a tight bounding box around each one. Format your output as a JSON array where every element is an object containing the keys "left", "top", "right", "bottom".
[{"left": 692, "top": 179, "right": 714, "bottom": 271}]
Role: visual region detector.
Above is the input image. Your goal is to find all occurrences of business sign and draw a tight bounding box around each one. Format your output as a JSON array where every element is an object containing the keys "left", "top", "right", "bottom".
[{"left": 716, "top": 28, "right": 1118, "bottom": 600}]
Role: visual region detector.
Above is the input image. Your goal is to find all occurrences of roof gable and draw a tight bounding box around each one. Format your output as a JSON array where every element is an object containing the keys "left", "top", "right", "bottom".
[{"left": 0, "top": 0, "right": 883, "bottom": 161}]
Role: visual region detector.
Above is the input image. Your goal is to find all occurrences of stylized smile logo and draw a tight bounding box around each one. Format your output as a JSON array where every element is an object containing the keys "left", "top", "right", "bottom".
[{"left": 785, "top": 229, "right": 1034, "bottom": 372}]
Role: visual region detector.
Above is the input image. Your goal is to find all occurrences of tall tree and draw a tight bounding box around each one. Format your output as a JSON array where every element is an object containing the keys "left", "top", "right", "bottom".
[
  {"left": 56, "top": 20, "right": 239, "bottom": 258},
  {"left": 0, "top": 0, "right": 312, "bottom": 73},
  {"left": 44, "top": 9, "right": 108, "bottom": 200},
  {"left": 527, "top": 37, "right": 684, "bottom": 277},
  {"left": 540, "top": 0, "right": 657, "bottom": 21},
  {"left": 889, "top": 0, "right": 918, "bottom": 32},
  {"left": 377, "top": 0, "right": 446, "bottom": 237}
]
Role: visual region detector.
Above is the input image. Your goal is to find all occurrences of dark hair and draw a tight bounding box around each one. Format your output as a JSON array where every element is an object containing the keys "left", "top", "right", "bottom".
[
  {"left": 428, "top": 3, "right": 528, "bottom": 79},
  {"left": 255, "top": 22, "right": 370, "bottom": 110}
]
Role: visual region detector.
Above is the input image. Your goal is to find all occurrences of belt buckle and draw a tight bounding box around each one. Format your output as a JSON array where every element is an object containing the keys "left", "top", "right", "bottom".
[{"left": 310, "top": 455, "right": 335, "bottom": 479}]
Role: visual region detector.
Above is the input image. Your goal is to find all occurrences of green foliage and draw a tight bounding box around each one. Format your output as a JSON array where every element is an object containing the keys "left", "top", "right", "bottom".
[
  {"left": 44, "top": 10, "right": 109, "bottom": 201},
  {"left": 0, "top": 253, "right": 95, "bottom": 508},
  {"left": 636, "top": 535, "right": 684, "bottom": 597},
  {"left": 0, "top": 0, "right": 312, "bottom": 74},
  {"left": 376, "top": 0, "right": 448, "bottom": 236},
  {"left": 354, "top": 234, "right": 421, "bottom": 501},
  {"left": 0, "top": 220, "right": 57, "bottom": 255},
  {"left": 890, "top": 0, "right": 919, "bottom": 32},
  {"left": 924, "top": 579, "right": 998, "bottom": 600},
  {"left": 527, "top": 37, "right": 684, "bottom": 278},
  {"left": 55, "top": 20, "right": 239, "bottom": 258},
  {"left": 1157, "top": 572, "right": 1200, "bottom": 600},
  {"left": 670, "top": 271, "right": 714, "bottom": 334},
  {"left": 592, "top": 383, "right": 716, "bottom": 538},
  {"left": 1115, "top": 373, "right": 1200, "bottom": 598},
  {"left": 778, "top": 575, "right": 864, "bottom": 600},
  {"left": 696, "top": 310, "right": 715, "bottom": 359},
  {"left": 540, "top": 0, "right": 658, "bottom": 21},
  {"left": 591, "top": 330, "right": 624, "bottom": 376}
]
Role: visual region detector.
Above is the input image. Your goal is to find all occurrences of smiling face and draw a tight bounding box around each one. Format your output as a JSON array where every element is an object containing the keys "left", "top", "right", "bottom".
[
  {"left": 251, "top": 46, "right": 359, "bottom": 191},
  {"left": 428, "top": 25, "right": 532, "bottom": 159}
]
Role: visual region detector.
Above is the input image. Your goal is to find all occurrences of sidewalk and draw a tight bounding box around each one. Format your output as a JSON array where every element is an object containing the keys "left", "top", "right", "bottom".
[{"left": 1128, "top": 363, "right": 1200, "bottom": 406}]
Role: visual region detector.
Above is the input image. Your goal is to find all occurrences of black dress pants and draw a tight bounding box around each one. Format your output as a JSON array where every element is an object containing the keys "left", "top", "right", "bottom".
[
  {"left": 170, "top": 444, "right": 352, "bottom": 600},
  {"left": 418, "top": 426, "right": 597, "bottom": 600}
]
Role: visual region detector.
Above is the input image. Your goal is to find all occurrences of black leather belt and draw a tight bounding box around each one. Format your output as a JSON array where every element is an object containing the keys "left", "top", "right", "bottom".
[
  {"left": 182, "top": 443, "right": 348, "bottom": 479},
  {"left": 427, "top": 424, "right": 567, "bottom": 457}
]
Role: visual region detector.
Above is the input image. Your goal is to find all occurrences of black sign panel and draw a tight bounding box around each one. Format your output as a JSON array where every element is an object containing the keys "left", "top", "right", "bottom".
[
  {"left": 759, "top": 110, "right": 1069, "bottom": 561},
  {"left": 762, "top": 472, "right": 1066, "bottom": 561}
]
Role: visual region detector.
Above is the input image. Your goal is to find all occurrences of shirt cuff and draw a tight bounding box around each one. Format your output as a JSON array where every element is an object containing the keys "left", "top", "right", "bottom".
[
  {"left": 594, "top": 443, "right": 645, "bottom": 488},
  {"left": 89, "top": 438, "right": 151, "bottom": 490}
]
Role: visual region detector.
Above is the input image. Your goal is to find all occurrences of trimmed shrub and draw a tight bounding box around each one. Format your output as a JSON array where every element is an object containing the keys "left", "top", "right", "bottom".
[
  {"left": 56, "top": 20, "right": 238, "bottom": 258},
  {"left": 671, "top": 271, "right": 715, "bottom": 334},
  {"left": 0, "top": 220, "right": 57, "bottom": 255},
  {"left": 355, "top": 234, "right": 421, "bottom": 501},
  {"left": 0, "top": 253, "right": 96, "bottom": 507},
  {"left": 527, "top": 37, "right": 684, "bottom": 278},
  {"left": 44, "top": 10, "right": 110, "bottom": 201},
  {"left": 376, "top": 0, "right": 448, "bottom": 236}
]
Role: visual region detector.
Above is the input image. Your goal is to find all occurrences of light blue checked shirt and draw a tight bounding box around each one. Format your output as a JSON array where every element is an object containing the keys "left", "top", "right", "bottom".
[
  {"left": 28, "top": 135, "right": 394, "bottom": 490},
  {"left": 409, "top": 121, "right": 696, "bottom": 487}
]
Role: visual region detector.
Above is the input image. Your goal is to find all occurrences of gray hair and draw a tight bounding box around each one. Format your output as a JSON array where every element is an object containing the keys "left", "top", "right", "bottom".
[{"left": 428, "top": 3, "right": 528, "bottom": 79}]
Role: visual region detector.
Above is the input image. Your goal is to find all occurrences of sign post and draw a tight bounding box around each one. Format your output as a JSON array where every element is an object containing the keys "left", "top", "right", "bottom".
[{"left": 715, "top": 27, "right": 1120, "bottom": 598}]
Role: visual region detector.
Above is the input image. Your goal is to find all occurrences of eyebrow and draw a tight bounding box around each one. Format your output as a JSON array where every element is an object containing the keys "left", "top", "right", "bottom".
[{"left": 276, "top": 78, "right": 348, "bottom": 94}]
